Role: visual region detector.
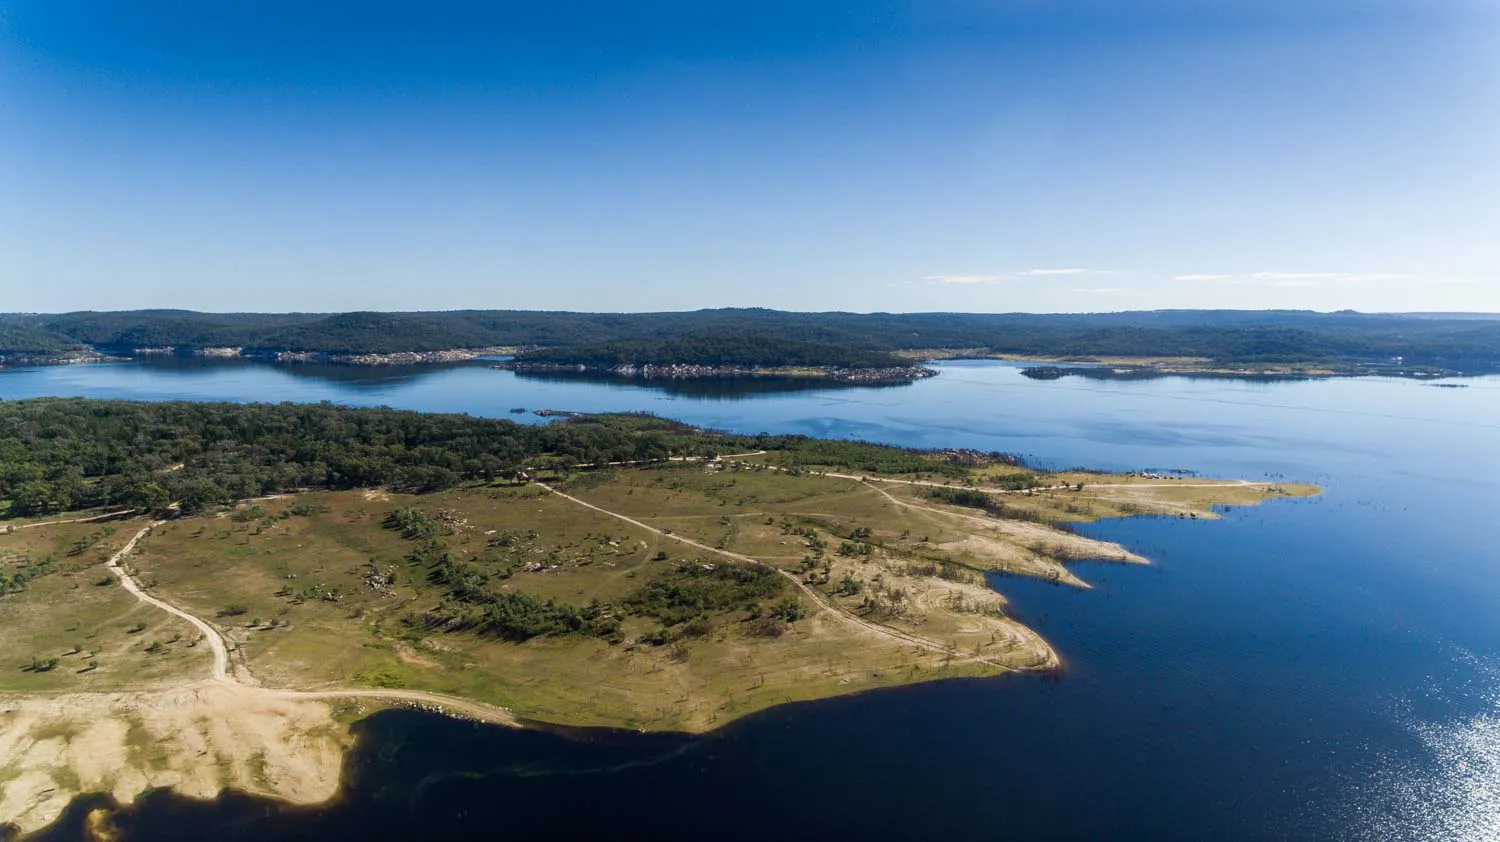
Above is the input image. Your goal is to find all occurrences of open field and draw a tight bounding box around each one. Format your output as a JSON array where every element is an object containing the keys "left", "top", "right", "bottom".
[
  {"left": 0, "top": 519, "right": 205, "bottom": 693},
  {"left": 120, "top": 479, "right": 1040, "bottom": 731},
  {"left": 107, "top": 462, "right": 1316, "bottom": 731}
]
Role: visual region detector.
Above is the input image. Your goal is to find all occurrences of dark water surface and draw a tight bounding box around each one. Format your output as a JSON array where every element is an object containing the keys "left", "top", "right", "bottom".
[{"left": 5, "top": 359, "right": 1499, "bottom": 840}]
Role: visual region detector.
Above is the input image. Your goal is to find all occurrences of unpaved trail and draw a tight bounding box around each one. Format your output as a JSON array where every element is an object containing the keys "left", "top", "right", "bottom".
[
  {"left": 104, "top": 520, "right": 517, "bottom": 726},
  {"left": 535, "top": 483, "right": 1040, "bottom": 670},
  {"left": 850, "top": 479, "right": 1145, "bottom": 569},
  {"left": 776, "top": 466, "right": 1070, "bottom": 495},
  {"left": 4, "top": 510, "right": 135, "bottom": 531},
  {"left": 107, "top": 520, "right": 231, "bottom": 681}
]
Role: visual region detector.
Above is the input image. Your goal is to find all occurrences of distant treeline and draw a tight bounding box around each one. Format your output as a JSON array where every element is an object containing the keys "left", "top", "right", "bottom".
[
  {"left": 2, "top": 309, "right": 1498, "bottom": 369},
  {"left": 514, "top": 334, "right": 909, "bottom": 369},
  {"left": 0, "top": 399, "right": 983, "bottom": 517}
]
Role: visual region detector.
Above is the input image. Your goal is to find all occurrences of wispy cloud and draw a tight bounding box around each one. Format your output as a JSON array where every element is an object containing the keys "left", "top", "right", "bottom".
[
  {"left": 1272, "top": 279, "right": 1325, "bottom": 288},
  {"left": 1252, "top": 271, "right": 1344, "bottom": 282},
  {"left": 1173, "top": 273, "right": 1234, "bottom": 282},
  {"left": 923, "top": 274, "right": 1007, "bottom": 285},
  {"left": 923, "top": 268, "right": 1126, "bottom": 286},
  {"left": 1019, "top": 267, "right": 1119, "bottom": 277}
]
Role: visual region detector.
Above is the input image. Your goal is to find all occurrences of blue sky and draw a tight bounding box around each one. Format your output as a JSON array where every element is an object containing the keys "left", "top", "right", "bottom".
[{"left": 2, "top": 0, "right": 1496, "bottom": 313}]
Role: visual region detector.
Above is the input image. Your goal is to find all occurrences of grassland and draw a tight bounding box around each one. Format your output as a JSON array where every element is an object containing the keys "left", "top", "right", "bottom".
[
  {"left": 98, "top": 459, "right": 1316, "bottom": 732},
  {"left": 0, "top": 454, "right": 1318, "bottom": 833},
  {"left": 0, "top": 518, "right": 204, "bottom": 693}
]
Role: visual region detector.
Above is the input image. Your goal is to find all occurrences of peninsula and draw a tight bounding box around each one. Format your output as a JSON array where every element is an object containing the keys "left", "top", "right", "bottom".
[{"left": 0, "top": 399, "right": 1321, "bottom": 832}]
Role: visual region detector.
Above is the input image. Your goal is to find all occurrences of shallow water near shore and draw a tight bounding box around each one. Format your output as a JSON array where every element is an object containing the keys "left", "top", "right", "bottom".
[{"left": 4, "top": 359, "right": 1499, "bottom": 840}]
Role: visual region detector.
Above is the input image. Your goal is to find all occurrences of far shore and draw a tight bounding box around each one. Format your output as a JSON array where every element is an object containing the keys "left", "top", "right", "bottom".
[{"left": 894, "top": 349, "right": 1469, "bottom": 379}]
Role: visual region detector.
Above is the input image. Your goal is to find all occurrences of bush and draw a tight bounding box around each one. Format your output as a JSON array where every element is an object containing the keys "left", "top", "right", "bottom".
[
  {"left": 745, "top": 616, "right": 785, "bottom": 638},
  {"left": 680, "top": 615, "right": 714, "bottom": 638},
  {"left": 384, "top": 507, "right": 449, "bottom": 540},
  {"left": 624, "top": 561, "right": 786, "bottom": 626}
]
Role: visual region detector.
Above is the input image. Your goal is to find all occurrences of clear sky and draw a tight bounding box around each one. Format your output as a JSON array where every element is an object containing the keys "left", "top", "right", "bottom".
[{"left": 2, "top": 0, "right": 1496, "bottom": 314}]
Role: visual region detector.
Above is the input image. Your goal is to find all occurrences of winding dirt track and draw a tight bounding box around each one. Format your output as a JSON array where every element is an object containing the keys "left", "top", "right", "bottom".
[
  {"left": 6, "top": 510, "right": 135, "bottom": 531},
  {"left": 104, "top": 521, "right": 518, "bottom": 726},
  {"left": 535, "top": 483, "right": 1031, "bottom": 669},
  {"left": 108, "top": 520, "right": 230, "bottom": 681}
]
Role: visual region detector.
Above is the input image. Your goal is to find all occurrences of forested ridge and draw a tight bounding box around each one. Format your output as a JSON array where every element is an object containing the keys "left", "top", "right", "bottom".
[
  {"left": 0, "top": 399, "right": 972, "bottom": 517},
  {"left": 2, "top": 308, "right": 1497, "bottom": 370},
  {"left": 513, "top": 334, "right": 910, "bottom": 369}
]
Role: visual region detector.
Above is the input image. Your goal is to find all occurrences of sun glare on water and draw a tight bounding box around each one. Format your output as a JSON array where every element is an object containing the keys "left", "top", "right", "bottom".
[{"left": 1347, "top": 649, "right": 1500, "bottom": 841}]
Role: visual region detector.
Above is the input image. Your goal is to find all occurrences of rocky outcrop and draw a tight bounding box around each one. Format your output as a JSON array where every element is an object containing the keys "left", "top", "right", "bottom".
[{"left": 0, "top": 351, "right": 116, "bottom": 367}]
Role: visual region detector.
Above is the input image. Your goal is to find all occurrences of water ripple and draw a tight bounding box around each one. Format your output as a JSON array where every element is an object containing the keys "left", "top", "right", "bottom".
[{"left": 1344, "top": 648, "right": 1500, "bottom": 841}]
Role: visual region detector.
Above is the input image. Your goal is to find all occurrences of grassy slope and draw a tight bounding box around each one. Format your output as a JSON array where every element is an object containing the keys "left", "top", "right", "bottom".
[
  {"left": 0, "top": 520, "right": 204, "bottom": 693},
  {"left": 94, "top": 462, "right": 1317, "bottom": 731}
]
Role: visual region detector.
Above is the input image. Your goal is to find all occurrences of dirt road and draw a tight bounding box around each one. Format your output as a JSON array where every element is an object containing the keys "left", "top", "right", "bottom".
[
  {"left": 104, "top": 520, "right": 517, "bottom": 726},
  {"left": 535, "top": 483, "right": 1031, "bottom": 669}
]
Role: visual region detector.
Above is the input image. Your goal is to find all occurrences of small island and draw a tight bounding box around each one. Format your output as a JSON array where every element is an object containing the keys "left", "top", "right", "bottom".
[{"left": 0, "top": 399, "right": 1318, "bottom": 832}]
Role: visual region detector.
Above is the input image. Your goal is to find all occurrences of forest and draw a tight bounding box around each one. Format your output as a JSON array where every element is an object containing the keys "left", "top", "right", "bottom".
[
  {"left": 2, "top": 308, "right": 1498, "bottom": 370},
  {"left": 0, "top": 399, "right": 976, "bottom": 517},
  {"left": 512, "top": 334, "right": 910, "bottom": 369}
]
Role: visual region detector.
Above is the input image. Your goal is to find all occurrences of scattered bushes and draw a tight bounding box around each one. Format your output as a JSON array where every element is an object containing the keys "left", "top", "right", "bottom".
[{"left": 624, "top": 561, "right": 786, "bottom": 626}]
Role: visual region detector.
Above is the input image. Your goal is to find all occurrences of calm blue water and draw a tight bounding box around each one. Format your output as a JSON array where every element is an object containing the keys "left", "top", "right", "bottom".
[{"left": 6, "top": 358, "right": 1499, "bottom": 840}]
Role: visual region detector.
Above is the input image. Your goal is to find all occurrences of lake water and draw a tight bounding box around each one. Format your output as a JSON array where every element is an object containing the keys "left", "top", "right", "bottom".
[{"left": 6, "top": 358, "right": 1500, "bottom": 841}]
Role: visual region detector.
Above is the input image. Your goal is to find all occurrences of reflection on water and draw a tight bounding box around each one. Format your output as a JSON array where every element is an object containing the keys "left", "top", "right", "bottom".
[
  {"left": 119, "top": 356, "right": 912, "bottom": 399},
  {"left": 128, "top": 355, "right": 495, "bottom": 391},
  {"left": 510, "top": 368, "right": 914, "bottom": 398}
]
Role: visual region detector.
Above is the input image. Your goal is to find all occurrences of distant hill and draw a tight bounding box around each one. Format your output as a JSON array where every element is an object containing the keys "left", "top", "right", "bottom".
[
  {"left": 514, "top": 334, "right": 910, "bottom": 370},
  {"left": 2, "top": 308, "right": 1498, "bottom": 372}
]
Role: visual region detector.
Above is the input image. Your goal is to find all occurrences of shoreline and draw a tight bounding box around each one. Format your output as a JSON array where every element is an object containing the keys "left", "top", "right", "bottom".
[
  {"left": 4, "top": 346, "right": 1488, "bottom": 379},
  {"left": 919, "top": 352, "right": 1469, "bottom": 379},
  {"left": 0, "top": 433, "right": 1319, "bottom": 833},
  {"left": 495, "top": 360, "right": 937, "bottom": 383},
  {"left": 0, "top": 346, "right": 518, "bottom": 369}
]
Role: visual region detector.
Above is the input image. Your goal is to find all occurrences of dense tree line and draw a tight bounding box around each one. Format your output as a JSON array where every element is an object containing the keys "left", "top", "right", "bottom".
[
  {"left": 751, "top": 438, "right": 972, "bottom": 478},
  {"left": 0, "top": 400, "right": 681, "bottom": 516},
  {"left": 514, "top": 334, "right": 908, "bottom": 369},
  {"left": 3, "top": 309, "right": 1497, "bottom": 369},
  {"left": 0, "top": 399, "right": 988, "bottom": 518},
  {"left": 0, "top": 323, "right": 84, "bottom": 357}
]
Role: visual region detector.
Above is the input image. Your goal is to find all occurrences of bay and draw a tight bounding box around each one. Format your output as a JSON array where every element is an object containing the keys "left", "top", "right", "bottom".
[{"left": 5, "top": 358, "right": 1498, "bottom": 840}]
